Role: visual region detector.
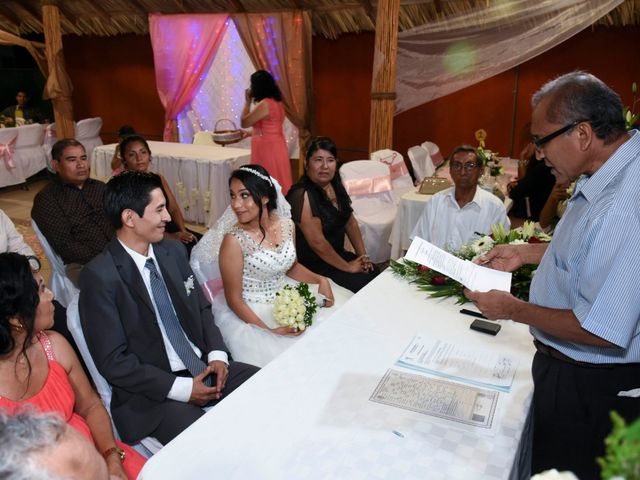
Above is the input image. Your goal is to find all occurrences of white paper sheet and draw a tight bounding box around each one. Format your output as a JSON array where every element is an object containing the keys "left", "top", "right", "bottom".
[
  {"left": 396, "top": 335, "right": 518, "bottom": 392},
  {"left": 405, "top": 236, "right": 512, "bottom": 292},
  {"left": 370, "top": 369, "right": 499, "bottom": 429}
]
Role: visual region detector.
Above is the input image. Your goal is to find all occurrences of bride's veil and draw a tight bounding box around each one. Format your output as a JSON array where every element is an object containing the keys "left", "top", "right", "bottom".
[{"left": 190, "top": 175, "right": 291, "bottom": 302}]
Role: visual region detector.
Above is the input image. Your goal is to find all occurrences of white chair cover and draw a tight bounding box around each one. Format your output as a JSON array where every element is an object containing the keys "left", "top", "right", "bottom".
[
  {"left": 407, "top": 145, "right": 436, "bottom": 182},
  {"left": 339, "top": 160, "right": 397, "bottom": 264},
  {"left": 0, "top": 128, "right": 24, "bottom": 188},
  {"left": 67, "top": 293, "right": 162, "bottom": 458},
  {"left": 31, "top": 220, "right": 78, "bottom": 308},
  {"left": 421, "top": 141, "right": 445, "bottom": 168},
  {"left": 371, "top": 149, "right": 414, "bottom": 203},
  {"left": 192, "top": 131, "right": 216, "bottom": 145},
  {"left": 14, "top": 124, "right": 47, "bottom": 179},
  {"left": 43, "top": 123, "right": 57, "bottom": 172},
  {"left": 75, "top": 117, "right": 103, "bottom": 160}
]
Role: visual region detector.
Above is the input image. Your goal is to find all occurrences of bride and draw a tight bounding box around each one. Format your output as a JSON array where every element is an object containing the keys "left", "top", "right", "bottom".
[{"left": 192, "top": 165, "right": 351, "bottom": 367}]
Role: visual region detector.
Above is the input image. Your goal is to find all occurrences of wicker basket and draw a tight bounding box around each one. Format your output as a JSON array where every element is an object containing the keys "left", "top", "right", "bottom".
[{"left": 212, "top": 119, "right": 242, "bottom": 146}]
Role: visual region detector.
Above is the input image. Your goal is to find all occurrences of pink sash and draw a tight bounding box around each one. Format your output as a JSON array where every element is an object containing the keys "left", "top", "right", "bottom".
[
  {"left": 378, "top": 153, "right": 409, "bottom": 180},
  {"left": 0, "top": 137, "right": 17, "bottom": 170},
  {"left": 342, "top": 175, "right": 393, "bottom": 196}
]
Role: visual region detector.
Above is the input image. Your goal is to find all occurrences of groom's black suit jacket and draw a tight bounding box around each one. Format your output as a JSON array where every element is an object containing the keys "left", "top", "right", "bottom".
[{"left": 79, "top": 237, "right": 228, "bottom": 442}]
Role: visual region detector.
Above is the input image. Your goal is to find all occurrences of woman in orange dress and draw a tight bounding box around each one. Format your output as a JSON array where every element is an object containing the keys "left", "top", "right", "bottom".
[
  {"left": 0, "top": 253, "right": 145, "bottom": 479},
  {"left": 241, "top": 70, "right": 292, "bottom": 193}
]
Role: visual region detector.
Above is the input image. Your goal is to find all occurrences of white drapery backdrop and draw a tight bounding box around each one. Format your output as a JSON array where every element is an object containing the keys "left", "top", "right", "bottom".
[
  {"left": 394, "top": 0, "right": 623, "bottom": 114},
  {"left": 177, "top": 19, "right": 299, "bottom": 156}
]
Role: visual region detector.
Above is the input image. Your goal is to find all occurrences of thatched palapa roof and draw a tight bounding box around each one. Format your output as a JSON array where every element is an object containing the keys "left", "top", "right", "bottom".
[{"left": 0, "top": 0, "right": 639, "bottom": 39}]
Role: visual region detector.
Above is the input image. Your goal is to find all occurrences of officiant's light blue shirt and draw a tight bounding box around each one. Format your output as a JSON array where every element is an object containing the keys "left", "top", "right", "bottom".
[{"left": 530, "top": 130, "right": 640, "bottom": 363}]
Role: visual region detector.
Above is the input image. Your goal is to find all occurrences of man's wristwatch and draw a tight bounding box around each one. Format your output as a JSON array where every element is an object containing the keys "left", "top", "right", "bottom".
[{"left": 103, "top": 446, "right": 126, "bottom": 463}]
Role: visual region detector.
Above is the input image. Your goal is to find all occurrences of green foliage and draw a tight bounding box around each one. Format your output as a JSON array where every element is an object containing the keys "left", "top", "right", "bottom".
[
  {"left": 598, "top": 411, "right": 640, "bottom": 480},
  {"left": 296, "top": 282, "right": 317, "bottom": 327},
  {"left": 624, "top": 82, "right": 639, "bottom": 130}
]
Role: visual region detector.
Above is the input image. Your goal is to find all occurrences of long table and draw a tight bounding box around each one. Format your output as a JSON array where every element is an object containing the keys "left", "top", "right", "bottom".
[
  {"left": 91, "top": 142, "right": 251, "bottom": 225},
  {"left": 138, "top": 269, "right": 535, "bottom": 480}
]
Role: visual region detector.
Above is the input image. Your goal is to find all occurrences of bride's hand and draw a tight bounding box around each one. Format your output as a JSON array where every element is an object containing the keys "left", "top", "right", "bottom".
[
  {"left": 318, "top": 277, "right": 334, "bottom": 308},
  {"left": 270, "top": 326, "right": 304, "bottom": 336}
]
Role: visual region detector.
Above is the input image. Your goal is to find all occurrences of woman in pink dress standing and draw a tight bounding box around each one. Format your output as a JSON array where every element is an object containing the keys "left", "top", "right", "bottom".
[{"left": 241, "top": 70, "right": 292, "bottom": 194}]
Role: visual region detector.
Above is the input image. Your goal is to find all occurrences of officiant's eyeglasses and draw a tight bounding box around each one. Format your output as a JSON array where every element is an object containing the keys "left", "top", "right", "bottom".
[{"left": 532, "top": 119, "right": 588, "bottom": 149}]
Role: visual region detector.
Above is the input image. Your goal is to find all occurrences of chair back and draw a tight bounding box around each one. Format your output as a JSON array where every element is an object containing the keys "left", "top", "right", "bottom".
[
  {"left": 75, "top": 118, "right": 103, "bottom": 160},
  {"left": 189, "top": 255, "right": 223, "bottom": 304},
  {"left": 15, "top": 123, "right": 44, "bottom": 148},
  {"left": 407, "top": 145, "right": 435, "bottom": 181},
  {"left": 340, "top": 160, "right": 397, "bottom": 263},
  {"left": 31, "top": 220, "right": 79, "bottom": 308},
  {"left": 193, "top": 131, "right": 216, "bottom": 145},
  {"left": 371, "top": 149, "right": 414, "bottom": 200},
  {"left": 67, "top": 294, "right": 162, "bottom": 457},
  {"left": 421, "top": 141, "right": 445, "bottom": 167}
]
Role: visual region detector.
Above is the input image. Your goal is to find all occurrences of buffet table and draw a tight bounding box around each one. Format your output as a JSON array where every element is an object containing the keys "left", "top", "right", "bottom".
[
  {"left": 139, "top": 269, "right": 535, "bottom": 480},
  {"left": 91, "top": 142, "right": 251, "bottom": 225}
]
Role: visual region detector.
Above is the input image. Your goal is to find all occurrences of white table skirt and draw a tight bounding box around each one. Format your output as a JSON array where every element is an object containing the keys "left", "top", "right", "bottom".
[
  {"left": 91, "top": 142, "right": 251, "bottom": 225},
  {"left": 0, "top": 124, "right": 48, "bottom": 189},
  {"left": 389, "top": 188, "right": 432, "bottom": 260},
  {"left": 139, "top": 269, "right": 535, "bottom": 480}
]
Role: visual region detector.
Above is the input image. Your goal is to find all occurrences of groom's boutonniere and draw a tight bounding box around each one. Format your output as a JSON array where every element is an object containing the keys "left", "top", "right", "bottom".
[{"left": 184, "top": 275, "right": 195, "bottom": 296}]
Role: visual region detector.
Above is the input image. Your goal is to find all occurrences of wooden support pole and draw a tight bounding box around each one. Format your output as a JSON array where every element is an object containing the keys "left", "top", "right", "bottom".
[
  {"left": 41, "top": 0, "right": 75, "bottom": 139},
  {"left": 368, "top": 0, "right": 400, "bottom": 155}
]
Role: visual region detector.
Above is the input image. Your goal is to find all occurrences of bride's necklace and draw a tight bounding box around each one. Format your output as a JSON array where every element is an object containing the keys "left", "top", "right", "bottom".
[{"left": 241, "top": 221, "right": 280, "bottom": 248}]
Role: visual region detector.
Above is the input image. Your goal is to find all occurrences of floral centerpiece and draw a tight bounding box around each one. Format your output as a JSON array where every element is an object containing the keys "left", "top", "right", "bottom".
[
  {"left": 390, "top": 221, "right": 552, "bottom": 304},
  {"left": 0, "top": 115, "right": 15, "bottom": 128},
  {"left": 475, "top": 129, "right": 504, "bottom": 177},
  {"left": 273, "top": 283, "right": 318, "bottom": 331}
]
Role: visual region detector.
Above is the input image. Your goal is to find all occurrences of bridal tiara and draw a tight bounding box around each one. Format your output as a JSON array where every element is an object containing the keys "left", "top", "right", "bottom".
[{"left": 239, "top": 166, "right": 273, "bottom": 186}]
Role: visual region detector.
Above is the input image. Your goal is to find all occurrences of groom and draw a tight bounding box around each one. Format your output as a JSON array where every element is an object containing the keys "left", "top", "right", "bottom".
[{"left": 79, "top": 171, "right": 258, "bottom": 445}]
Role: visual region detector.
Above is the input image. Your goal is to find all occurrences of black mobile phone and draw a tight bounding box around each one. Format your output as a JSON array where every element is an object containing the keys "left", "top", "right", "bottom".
[{"left": 469, "top": 319, "right": 501, "bottom": 336}]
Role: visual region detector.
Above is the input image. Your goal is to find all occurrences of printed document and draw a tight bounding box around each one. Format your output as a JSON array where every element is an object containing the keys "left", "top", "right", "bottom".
[
  {"left": 396, "top": 335, "right": 517, "bottom": 392},
  {"left": 404, "top": 236, "right": 511, "bottom": 292},
  {"left": 370, "top": 369, "right": 499, "bottom": 429}
]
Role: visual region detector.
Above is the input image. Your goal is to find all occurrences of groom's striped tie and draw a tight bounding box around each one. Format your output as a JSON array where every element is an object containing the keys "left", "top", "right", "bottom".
[{"left": 145, "top": 258, "right": 212, "bottom": 386}]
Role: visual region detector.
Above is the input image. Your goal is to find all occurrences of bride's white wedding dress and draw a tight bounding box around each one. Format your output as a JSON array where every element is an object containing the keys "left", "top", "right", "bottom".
[{"left": 211, "top": 217, "right": 352, "bottom": 367}]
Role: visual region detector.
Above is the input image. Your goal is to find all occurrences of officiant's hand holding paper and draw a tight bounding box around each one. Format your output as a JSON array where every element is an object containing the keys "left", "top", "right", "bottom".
[{"left": 464, "top": 288, "right": 519, "bottom": 321}]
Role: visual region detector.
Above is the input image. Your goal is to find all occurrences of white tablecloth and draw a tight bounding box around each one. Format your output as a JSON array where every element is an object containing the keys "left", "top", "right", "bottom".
[
  {"left": 139, "top": 269, "right": 535, "bottom": 480},
  {"left": 91, "top": 142, "right": 251, "bottom": 225},
  {"left": 389, "top": 188, "right": 432, "bottom": 260}
]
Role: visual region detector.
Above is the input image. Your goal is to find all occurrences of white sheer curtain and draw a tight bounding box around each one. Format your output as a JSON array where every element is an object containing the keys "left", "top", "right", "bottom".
[
  {"left": 395, "top": 0, "right": 623, "bottom": 114},
  {"left": 177, "top": 20, "right": 298, "bottom": 156}
]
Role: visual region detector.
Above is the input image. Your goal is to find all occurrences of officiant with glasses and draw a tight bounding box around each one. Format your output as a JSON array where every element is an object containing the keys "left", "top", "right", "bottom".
[{"left": 466, "top": 71, "right": 640, "bottom": 480}]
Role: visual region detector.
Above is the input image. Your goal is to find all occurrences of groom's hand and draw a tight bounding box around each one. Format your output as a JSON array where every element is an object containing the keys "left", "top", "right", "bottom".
[
  {"left": 209, "top": 360, "right": 229, "bottom": 392},
  {"left": 189, "top": 365, "right": 222, "bottom": 405}
]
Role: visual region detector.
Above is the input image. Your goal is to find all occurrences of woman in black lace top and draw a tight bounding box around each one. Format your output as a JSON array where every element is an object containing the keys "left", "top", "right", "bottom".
[{"left": 286, "top": 137, "right": 380, "bottom": 293}]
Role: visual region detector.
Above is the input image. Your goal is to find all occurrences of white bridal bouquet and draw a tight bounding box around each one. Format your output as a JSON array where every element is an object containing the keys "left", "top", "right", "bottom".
[{"left": 273, "top": 283, "right": 318, "bottom": 331}]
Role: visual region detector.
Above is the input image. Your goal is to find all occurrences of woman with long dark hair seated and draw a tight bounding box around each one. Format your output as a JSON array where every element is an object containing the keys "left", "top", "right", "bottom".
[
  {"left": 0, "top": 253, "right": 145, "bottom": 479},
  {"left": 286, "top": 137, "right": 380, "bottom": 293},
  {"left": 192, "top": 165, "right": 351, "bottom": 367}
]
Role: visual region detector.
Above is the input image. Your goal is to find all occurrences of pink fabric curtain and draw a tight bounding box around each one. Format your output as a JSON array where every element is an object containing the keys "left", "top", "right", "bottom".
[
  {"left": 232, "top": 11, "right": 313, "bottom": 171},
  {"left": 149, "top": 14, "right": 229, "bottom": 141}
]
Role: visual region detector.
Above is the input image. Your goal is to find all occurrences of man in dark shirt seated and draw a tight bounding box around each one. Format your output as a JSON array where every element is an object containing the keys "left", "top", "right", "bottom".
[
  {"left": 1, "top": 90, "right": 44, "bottom": 124},
  {"left": 31, "top": 139, "right": 113, "bottom": 286}
]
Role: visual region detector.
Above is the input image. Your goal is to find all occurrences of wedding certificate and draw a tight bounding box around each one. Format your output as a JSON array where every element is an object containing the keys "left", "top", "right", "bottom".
[
  {"left": 370, "top": 369, "right": 499, "bottom": 429},
  {"left": 404, "top": 236, "right": 512, "bottom": 293},
  {"left": 396, "top": 335, "right": 518, "bottom": 392}
]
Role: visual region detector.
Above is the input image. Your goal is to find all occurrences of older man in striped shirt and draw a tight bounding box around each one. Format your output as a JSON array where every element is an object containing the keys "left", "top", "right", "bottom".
[{"left": 466, "top": 71, "right": 640, "bottom": 480}]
